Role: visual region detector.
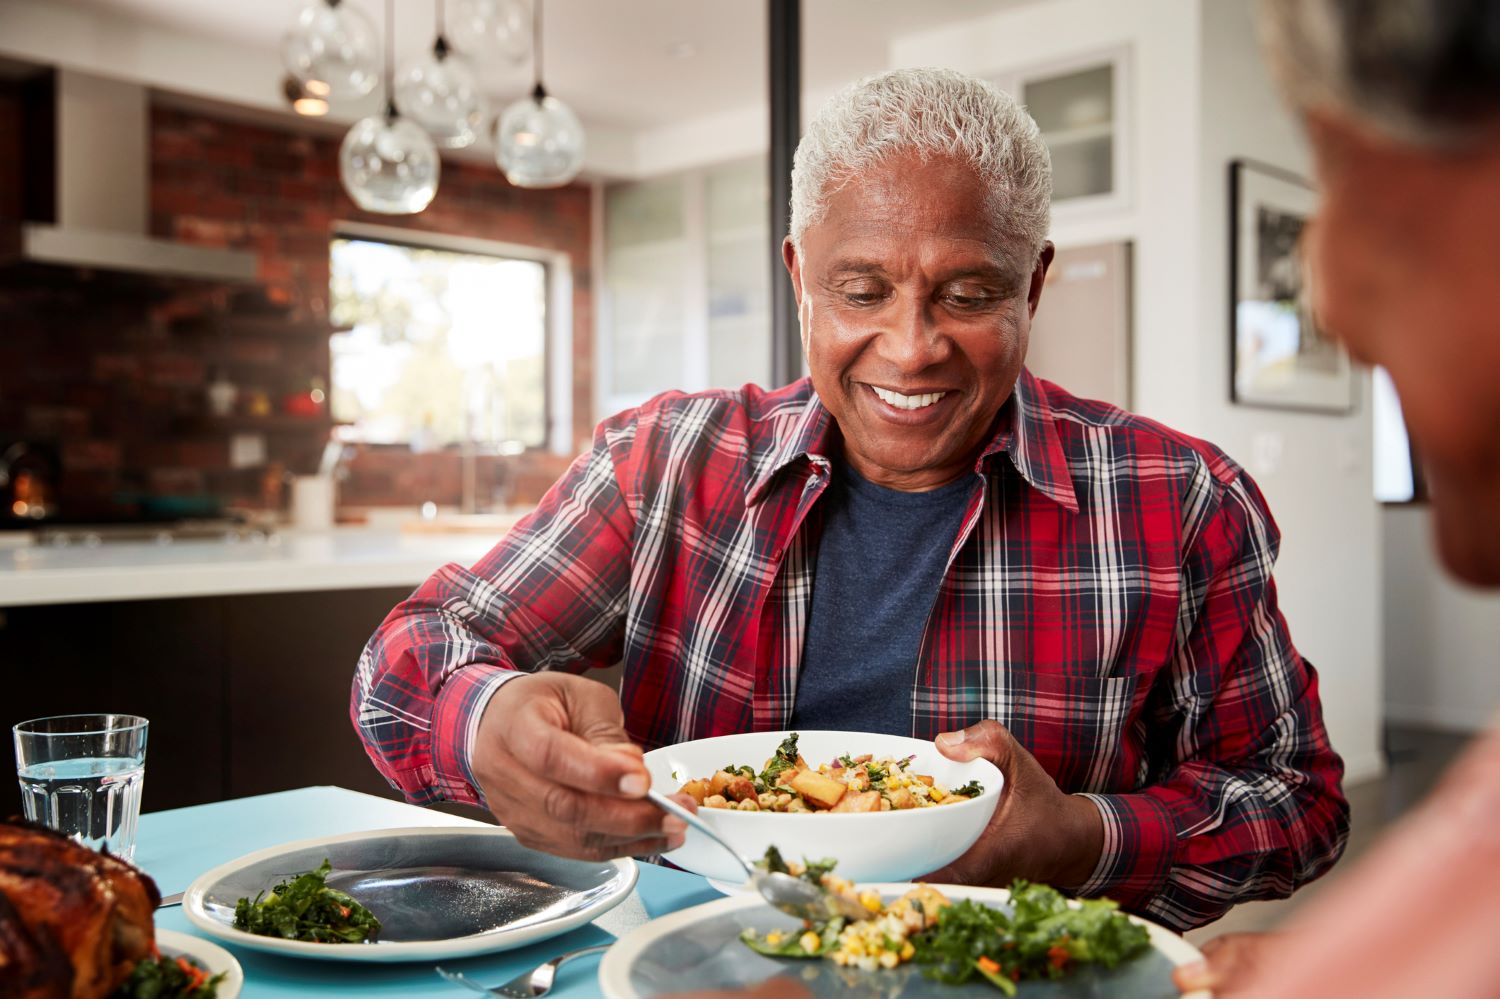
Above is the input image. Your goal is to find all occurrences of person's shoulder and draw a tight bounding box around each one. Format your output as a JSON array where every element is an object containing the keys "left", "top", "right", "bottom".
[{"left": 1032, "top": 376, "right": 1246, "bottom": 492}]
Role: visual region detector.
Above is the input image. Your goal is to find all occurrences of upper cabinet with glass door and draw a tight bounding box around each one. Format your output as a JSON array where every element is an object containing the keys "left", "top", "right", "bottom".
[{"left": 995, "top": 51, "right": 1130, "bottom": 217}]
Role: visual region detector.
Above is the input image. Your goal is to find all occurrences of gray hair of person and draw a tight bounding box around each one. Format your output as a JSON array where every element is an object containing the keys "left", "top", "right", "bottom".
[
  {"left": 789, "top": 68, "right": 1053, "bottom": 268},
  {"left": 1259, "top": 0, "right": 1500, "bottom": 147}
]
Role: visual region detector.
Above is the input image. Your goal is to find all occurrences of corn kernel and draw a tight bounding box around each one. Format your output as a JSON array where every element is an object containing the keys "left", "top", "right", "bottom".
[
  {"left": 900, "top": 941, "right": 915, "bottom": 960},
  {"left": 879, "top": 951, "right": 900, "bottom": 969},
  {"left": 860, "top": 891, "right": 883, "bottom": 912},
  {"left": 799, "top": 931, "right": 820, "bottom": 953}
]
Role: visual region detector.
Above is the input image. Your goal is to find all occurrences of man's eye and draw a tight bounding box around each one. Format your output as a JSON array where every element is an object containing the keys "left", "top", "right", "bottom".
[{"left": 942, "top": 291, "right": 995, "bottom": 310}]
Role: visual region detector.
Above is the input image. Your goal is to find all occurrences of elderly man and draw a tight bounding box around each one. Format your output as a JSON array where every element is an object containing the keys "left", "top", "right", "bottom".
[
  {"left": 352, "top": 69, "right": 1346, "bottom": 931},
  {"left": 1173, "top": 2, "right": 1500, "bottom": 995}
]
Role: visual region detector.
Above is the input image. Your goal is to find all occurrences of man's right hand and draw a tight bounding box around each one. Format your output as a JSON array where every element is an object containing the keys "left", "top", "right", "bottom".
[{"left": 470, "top": 672, "right": 687, "bottom": 861}]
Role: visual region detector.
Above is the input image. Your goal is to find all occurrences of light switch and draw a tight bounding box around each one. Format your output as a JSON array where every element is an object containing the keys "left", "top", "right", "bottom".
[{"left": 1251, "top": 431, "right": 1284, "bottom": 476}]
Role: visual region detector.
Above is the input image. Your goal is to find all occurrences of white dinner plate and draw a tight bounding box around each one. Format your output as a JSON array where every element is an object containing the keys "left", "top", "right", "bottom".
[
  {"left": 598, "top": 883, "right": 1210, "bottom": 999},
  {"left": 183, "top": 826, "right": 637, "bottom": 963},
  {"left": 154, "top": 929, "right": 244, "bottom": 999}
]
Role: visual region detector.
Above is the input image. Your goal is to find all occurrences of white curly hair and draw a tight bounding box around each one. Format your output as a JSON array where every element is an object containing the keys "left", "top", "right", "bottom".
[{"left": 789, "top": 67, "right": 1053, "bottom": 265}]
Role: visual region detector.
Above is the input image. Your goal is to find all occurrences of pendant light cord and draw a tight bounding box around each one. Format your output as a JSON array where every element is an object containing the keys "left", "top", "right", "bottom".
[
  {"left": 384, "top": 0, "right": 396, "bottom": 117},
  {"left": 434, "top": 0, "right": 449, "bottom": 56},
  {"left": 532, "top": 0, "right": 546, "bottom": 101}
]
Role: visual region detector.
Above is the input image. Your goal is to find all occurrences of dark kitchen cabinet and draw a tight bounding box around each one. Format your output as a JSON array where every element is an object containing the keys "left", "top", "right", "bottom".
[{"left": 0, "top": 587, "right": 424, "bottom": 819}]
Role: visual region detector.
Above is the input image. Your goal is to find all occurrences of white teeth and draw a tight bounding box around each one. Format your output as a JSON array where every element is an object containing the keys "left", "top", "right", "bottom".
[{"left": 871, "top": 385, "right": 947, "bottom": 410}]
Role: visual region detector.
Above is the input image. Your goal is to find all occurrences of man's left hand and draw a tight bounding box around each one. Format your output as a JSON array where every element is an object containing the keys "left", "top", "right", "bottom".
[{"left": 922, "top": 719, "right": 1104, "bottom": 888}]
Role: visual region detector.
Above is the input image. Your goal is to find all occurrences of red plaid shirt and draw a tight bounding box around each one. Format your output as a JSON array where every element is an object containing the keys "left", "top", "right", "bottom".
[{"left": 353, "top": 370, "right": 1348, "bottom": 930}]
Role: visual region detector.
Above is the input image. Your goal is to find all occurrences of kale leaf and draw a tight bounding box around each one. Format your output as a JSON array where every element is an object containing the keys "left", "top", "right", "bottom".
[
  {"left": 232, "top": 859, "right": 381, "bottom": 944},
  {"left": 113, "top": 954, "right": 226, "bottom": 999},
  {"left": 758, "top": 733, "right": 801, "bottom": 787},
  {"left": 740, "top": 917, "right": 846, "bottom": 958},
  {"left": 758, "top": 846, "right": 837, "bottom": 886},
  {"left": 912, "top": 881, "right": 1149, "bottom": 990}
]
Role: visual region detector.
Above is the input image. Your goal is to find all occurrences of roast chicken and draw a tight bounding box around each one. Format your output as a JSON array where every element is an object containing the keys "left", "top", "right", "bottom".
[{"left": 0, "top": 818, "right": 159, "bottom": 999}]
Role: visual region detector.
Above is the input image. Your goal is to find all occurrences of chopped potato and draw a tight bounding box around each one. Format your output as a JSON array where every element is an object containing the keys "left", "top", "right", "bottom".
[
  {"left": 724, "top": 775, "right": 757, "bottom": 802},
  {"left": 830, "top": 790, "right": 880, "bottom": 813},
  {"left": 790, "top": 770, "right": 848, "bottom": 810}
]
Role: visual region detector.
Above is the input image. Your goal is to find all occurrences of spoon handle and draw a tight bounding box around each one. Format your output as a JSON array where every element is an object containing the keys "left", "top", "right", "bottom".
[{"left": 645, "top": 788, "right": 754, "bottom": 878}]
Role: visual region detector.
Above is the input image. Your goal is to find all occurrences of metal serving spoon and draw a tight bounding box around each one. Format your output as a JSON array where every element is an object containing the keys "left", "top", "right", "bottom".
[{"left": 646, "top": 788, "right": 870, "bottom": 923}]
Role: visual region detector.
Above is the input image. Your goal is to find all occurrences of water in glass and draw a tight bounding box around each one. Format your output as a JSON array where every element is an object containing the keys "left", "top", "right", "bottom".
[{"left": 13, "top": 715, "right": 148, "bottom": 861}]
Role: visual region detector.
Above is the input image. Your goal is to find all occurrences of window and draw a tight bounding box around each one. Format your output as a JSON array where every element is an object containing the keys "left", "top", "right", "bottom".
[
  {"left": 329, "top": 233, "right": 550, "bottom": 449},
  {"left": 1373, "top": 366, "right": 1425, "bottom": 503}
]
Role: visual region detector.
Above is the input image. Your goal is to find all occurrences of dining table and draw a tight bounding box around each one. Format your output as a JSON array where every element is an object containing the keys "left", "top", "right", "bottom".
[{"left": 139, "top": 785, "right": 724, "bottom": 998}]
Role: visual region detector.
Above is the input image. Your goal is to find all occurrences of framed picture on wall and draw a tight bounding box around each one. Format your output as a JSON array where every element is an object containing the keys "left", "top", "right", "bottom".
[{"left": 1228, "top": 159, "right": 1356, "bottom": 413}]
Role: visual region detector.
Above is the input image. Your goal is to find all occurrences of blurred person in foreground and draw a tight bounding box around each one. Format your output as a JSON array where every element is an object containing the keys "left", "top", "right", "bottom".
[
  {"left": 352, "top": 67, "right": 1348, "bottom": 931},
  {"left": 1175, "top": 1, "right": 1500, "bottom": 996}
]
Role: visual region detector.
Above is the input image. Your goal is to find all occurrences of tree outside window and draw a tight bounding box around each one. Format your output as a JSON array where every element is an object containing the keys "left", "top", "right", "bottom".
[{"left": 329, "top": 236, "right": 548, "bottom": 450}]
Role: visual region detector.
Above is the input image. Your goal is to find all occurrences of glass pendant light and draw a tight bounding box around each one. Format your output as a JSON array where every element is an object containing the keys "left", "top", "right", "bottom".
[
  {"left": 495, "top": 0, "right": 585, "bottom": 188},
  {"left": 340, "top": 0, "right": 440, "bottom": 214},
  {"left": 395, "top": 0, "right": 488, "bottom": 149},
  {"left": 449, "top": 0, "right": 530, "bottom": 66},
  {"left": 281, "top": 0, "right": 380, "bottom": 101}
]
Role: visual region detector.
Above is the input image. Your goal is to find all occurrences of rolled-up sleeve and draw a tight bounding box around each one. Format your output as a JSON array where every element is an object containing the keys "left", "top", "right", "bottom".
[
  {"left": 350, "top": 417, "right": 639, "bottom": 805},
  {"left": 1075, "top": 471, "right": 1350, "bottom": 931}
]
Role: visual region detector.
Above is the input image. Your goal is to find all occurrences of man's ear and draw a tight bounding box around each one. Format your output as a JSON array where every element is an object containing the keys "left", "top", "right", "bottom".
[
  {"left": 782, "top": 237, "right": 804, "bottom": 306},
  {"left": 1027, "top": 242, "right": 1056, "bottom": 319}
]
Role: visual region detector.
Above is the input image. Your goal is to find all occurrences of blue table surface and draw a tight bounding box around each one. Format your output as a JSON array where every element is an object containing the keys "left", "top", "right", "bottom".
[{"left": 139, "top": 786, "right": 721, "bottom": 999}]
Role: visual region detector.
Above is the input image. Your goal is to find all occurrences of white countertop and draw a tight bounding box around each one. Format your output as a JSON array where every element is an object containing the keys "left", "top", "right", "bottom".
[{"left": 0, "top": 527, "right": 499, "bottom": 607}]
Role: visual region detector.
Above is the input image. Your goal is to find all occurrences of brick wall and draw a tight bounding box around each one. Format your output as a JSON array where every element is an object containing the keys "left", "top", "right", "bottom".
[{"left": 0, "top": 102, "right": 592, "bottom": 518}]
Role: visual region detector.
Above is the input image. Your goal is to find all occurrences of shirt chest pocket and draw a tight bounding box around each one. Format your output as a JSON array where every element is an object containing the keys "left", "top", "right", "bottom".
[{"left": 988, "top": 670, "right": 1145, "bottom": 795}]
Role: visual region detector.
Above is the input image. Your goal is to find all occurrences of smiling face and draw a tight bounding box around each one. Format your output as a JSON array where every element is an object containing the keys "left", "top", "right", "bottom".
[
  {"left": 784, "top": 153, "right": 1052, "bottom": 492},
  {"left": 1302, "top": 112, "right": 1500, "bottom": 584}
]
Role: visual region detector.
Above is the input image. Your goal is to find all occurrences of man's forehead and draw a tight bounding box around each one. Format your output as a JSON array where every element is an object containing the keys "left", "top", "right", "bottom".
[
  {"left": 808, "top": 215, "right": 1019, "bottom": 277},
  {"left": 820, "top": 248, "right": 1014, "bottom": 279},
  {"left": 809, "top": 157, "right": 1014, "bottom": 255}
]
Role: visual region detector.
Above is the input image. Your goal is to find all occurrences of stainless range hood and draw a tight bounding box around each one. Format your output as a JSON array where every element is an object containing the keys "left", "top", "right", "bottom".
[{"left": 0, "top": 69, "right": 257, "bottom": 283}]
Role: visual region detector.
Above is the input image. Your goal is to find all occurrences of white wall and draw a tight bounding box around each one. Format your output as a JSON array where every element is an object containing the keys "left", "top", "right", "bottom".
[
  {"left": 1195, "top": 0, "right": 1383, "bottom": 782},
  {"left": 892, "top": 0, "right": 1384, "bottom": 782},
  {"left": 1384, "top": 506, "right": 1500, "bottom": 731}
]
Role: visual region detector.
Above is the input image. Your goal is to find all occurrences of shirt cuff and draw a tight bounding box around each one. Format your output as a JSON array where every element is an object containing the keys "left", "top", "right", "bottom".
[
  {"left": 431, "top": 664, "right": 525, "bottom": 805},
  {"left": 1073, "top": 792, "right": 1178, "bottom": 909}
]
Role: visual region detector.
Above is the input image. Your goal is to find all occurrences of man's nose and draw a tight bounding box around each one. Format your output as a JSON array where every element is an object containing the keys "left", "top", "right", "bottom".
[{"left": 877, "top": 299, "right": 951, "bottom": 372}]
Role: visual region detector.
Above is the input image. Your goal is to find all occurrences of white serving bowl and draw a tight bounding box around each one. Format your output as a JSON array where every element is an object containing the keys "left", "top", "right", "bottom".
[{"left": 643, "top": 730, "right": 1002, "bottom": 884}]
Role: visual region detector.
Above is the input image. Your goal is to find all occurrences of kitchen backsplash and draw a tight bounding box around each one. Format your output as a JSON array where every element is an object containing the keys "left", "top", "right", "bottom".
[{"left": 0, "top": 102, "right": 594, "bottom": 518}]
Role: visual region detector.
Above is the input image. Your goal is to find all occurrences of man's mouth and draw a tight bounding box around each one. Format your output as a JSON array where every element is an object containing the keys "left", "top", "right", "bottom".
[{"left": 869, "top": 385, "right": 949, "bottom": 411}]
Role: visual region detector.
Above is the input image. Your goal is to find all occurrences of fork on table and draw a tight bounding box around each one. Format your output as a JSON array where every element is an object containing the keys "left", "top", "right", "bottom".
[{"left": 435, "top": 943, "right": 613, "bottom": 997}]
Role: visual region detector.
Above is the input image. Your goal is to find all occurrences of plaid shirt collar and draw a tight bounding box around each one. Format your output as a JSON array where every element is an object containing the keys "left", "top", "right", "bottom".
[{"left": 746, "top": 367, "right": 1080, "bottom": 513}]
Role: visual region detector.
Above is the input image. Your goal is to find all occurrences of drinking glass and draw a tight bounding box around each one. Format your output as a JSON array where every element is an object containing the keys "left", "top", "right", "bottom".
[{"left": 13, "top": 714, "right": 149, "bottom": 861}]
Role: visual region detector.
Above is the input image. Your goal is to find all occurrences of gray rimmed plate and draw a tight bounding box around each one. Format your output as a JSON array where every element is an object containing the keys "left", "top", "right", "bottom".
[
  {"left": 183, "top": 826, "right": 636, "bottom": 963},
  {"left": 598, "top": 884, "right": 1209, "bottom": 999}
]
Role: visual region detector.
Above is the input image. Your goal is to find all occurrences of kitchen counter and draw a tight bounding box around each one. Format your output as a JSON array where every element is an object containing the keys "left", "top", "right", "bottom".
[{"left": 0, "top": 527, "right": 499, "bottom": 607}]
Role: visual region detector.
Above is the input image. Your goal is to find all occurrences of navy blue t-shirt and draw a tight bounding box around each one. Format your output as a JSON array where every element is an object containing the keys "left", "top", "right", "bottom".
[{"left": 790, "top": 461, "right": 976, "bottom": 735}]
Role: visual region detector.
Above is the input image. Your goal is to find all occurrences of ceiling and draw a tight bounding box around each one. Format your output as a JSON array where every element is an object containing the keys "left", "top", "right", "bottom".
[{"left": 73, "top": 0, "right": 1037, "bottom": 129}]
